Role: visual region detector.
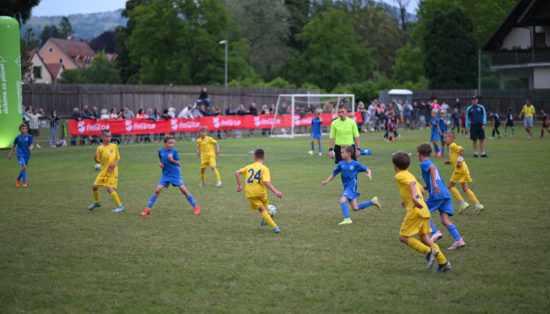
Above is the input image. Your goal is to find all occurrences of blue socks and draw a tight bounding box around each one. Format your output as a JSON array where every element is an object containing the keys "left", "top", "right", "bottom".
[
  {"left": 340, "top": 202, "right": 350, "bottom": 218},
  {"left": 17, "top": 170, "right": 24, "bottom": 181},
  {"left": 22, "top": 170, "right": 27, "bottom": 183},
  {"left": 434, "top": 143, "right": 440, "bottom": 153},
  {"left": 318, "top": 145, "right": 322, "bottom": 153},
  {"left": 358, "top": 200, "right": 373, "bottom": 210},
  {"left": 147, "top": 194, "right": 158, "bottom": 209},
  {"left": 187, "top": 194, "right": 197, "bottom": 207},
  {"left": 311, "top": 144, "right": 314, "bottom": 151},
  {"left": 447, "top": 224, "right": 461, "bottom": 241},
  {"left": 430, "top": 220, "right": 438, "bottom": 235}
]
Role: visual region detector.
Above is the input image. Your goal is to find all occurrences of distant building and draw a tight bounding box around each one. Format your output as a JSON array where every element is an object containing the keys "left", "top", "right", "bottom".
[
  {"left": 27, "top": 48, "right": 64, "bottom": 84},
  {"left": 483, "top": 0, "right": 550, "bottom": 89}
]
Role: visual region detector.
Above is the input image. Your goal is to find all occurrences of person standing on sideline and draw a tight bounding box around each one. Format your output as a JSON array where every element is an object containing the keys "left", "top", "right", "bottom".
[
  {"left": 328, "top": 105, "right": 361, "bottom": 163},
  {"left": 26, "top": 107, "right": 44, "bottom": 148},
  {"left": 465, "top": 96, "right": 488, "bottom": 158},
  {"left": 49, "top": 110, "right": 61, "bottom": 147},
  {"left": 519, "top": 99, "right": 536, "bottom": 140}
]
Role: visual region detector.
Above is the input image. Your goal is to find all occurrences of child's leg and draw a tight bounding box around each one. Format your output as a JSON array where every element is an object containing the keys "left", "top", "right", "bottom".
[
  {"left": 432, "top": 141, "right": 440, "bottom": 153},
  {"left": 399, "top": 235, "right": 430, "bottom": 254},
  {"left": 201, "top": 168, "right": 206, "bottom": 182},
  {"left": 178, "top": 185, "right": 198, "bottom": 208},
  {"left": 429, "top": 219, "right": 439, "bottom": 235},
  {"left": 311, "top": 138, "right": 315, "bottom": 151},
  {"left": 462, "top": 182, "right": 481, "bottom": 206},
  {"left": 92, "top": 185, "right": 100, "bottom": 203},
  {"left": 448, "top": 181, "right": 464, "bottom": 202},
  {"left": 440, "top": 142, "right": 445, "bottom": 155},
  {"left": 420, "top": 233, "right": 447, "bottom": 265},
  {"left": 107, "top": 187, "right": 122, "bottom": 207},
  {"left": 259, "top": 206, "right": 277, "bottom": 228},
  {"left": 441, "top": 212, "right": 461, "bottom": 241},
  {"left": 356, "top": 198, "right": 373, "bottom": 211},
  {"left": 146, "top": 185, "right": 164, "bottom": 210},
  {"left": 211, "top": 166, "right": 221, "bottom": 182},
  {"left": 317, "top": 138, "right": 322, "bottom": 152},
  {"left": 495, "top": 127, "right": 500, "bottom": 136},
  {"left": 340, "top": 196, "right": 350, "bottom": 218}
]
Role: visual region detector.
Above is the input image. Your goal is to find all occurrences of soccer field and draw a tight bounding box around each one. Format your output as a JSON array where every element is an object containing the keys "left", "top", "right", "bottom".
[{"left": 1, "top": 129, "right": 549, "bottom": 312}]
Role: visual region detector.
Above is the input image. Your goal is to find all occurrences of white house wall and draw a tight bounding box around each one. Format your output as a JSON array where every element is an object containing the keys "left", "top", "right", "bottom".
[
  {"left": 30, "top": 53, "right": 52, "bottom": 84},
  {"left": 533, "top": 67, "right": 550, "bottom": 88},
  {"left": 502, "top": 27, "right": 531, "bottom": 49}
]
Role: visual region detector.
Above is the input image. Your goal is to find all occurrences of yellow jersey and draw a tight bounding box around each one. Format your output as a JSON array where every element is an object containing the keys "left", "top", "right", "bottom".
[
  {"left": 521, "top": 104, "right": 535, "bottom": 117},
  {"left": 239, "top": 162, "right": 271, "bottom": 199},
  {"left": 97, "top": 143, "right": 120, "bottom": 177},
  {"left": 449, "top": 142, "right": 469, "bottom": 172},
  {"left": 394, "top": 170, "right": 430, "bottom": 218},
  {"left": 197, "top": 136, "right": 217, "bottom": 157}
]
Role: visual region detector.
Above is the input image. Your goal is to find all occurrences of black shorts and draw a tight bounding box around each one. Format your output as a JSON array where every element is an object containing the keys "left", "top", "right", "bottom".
[
  {"left": 505, "top": 120, "right": 514, "bottom": 127},
  {"left": 334, "top": 144, "right": 357, "bottom": 164},
  {"left": 470, "top": 124, "right": 485, "bottom": 141},
  {"left": 29, "top": 128, "right": 39, "bottom": 137}
]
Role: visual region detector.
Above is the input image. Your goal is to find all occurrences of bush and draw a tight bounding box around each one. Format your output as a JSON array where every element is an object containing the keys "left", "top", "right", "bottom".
[{"left": 503, "top": 77, "right": 525, "bottom": 89}]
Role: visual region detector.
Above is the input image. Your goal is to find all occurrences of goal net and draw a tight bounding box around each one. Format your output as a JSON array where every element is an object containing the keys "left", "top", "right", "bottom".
[{"left": 270, "top": 94, "right": 355, "bottom": 137}]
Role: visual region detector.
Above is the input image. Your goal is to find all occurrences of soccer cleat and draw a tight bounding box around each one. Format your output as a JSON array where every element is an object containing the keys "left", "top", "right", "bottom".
[
  {"left": 458, "top": 202, "right": 470, "bottom": 214},
  {"left": 489, "top": 136, "right": 494, "bottom": 140},
  {"left": 15, "top": 178, "right": 20, "bottom": 187},
  {"left": 426, "top": 248, "right": 438, "bottom": 269},
  {"left": 216, "top": 181, "right": 222, "bottom": 187},
  {"left": 273, "top": 226, "right": 280, "bottom": 233},
  {"left": 35, "top": 144, "right": 41, "bottom": 149},
  {"left": 448, "top": 239, "right": 466, "bottom": 250},
  {"left": 260, "top": 220, "right": 268, "bottom": 226},
  {"left": 87, "top": 202, "right": 102, "bottom": 211},
  {"left": 436, "top": 151, "right": 443, "bottom": 157},
  {"left": 22, "top": 183, "right": 28, "bottom": 188},
  {"left": 371, "top": 197, "right": 382, "bottom": 211},
  {"left": 481, "top": 153, "right": 488, "bottom": 158},
  {"left": 473, "top": 153, "right": 479, "bottom": 158},
  {"left": 475, "top": 204, "right": 485, "bottom": 215},
  {"left": 112, "top": 206, "right": 125, "bottom": 213},
  {"left": 338, "top": 218, "right": 353, "bottom": 225},
  {"left": 194, "top": 205, "right": 200, "bottom": 215},
  {"left": 199, "top": 181, "right": 206, "bottom": 187},
  {"left": 318, "top": 152, "right": 322, "bottom": 156},
  {"left": 434, "top": 261, "right": 452, "bottom": 273},
  {"left": 141, "top": 208, "right": 150, "bottom": 216},
  {"left": 431, "top": 231, "right": 443, "bottom": 242}
]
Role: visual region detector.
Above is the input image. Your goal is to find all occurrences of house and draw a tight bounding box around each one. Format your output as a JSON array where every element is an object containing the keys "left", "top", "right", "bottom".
[
  {"left": 27, "top": 48, "right": 64, "bottom": 84},
  {"left": 483, "top": 0, "right": 550, "bottom": 89},
  {"left": 38, "top": 37, "right": 96, "bottom": 70}
]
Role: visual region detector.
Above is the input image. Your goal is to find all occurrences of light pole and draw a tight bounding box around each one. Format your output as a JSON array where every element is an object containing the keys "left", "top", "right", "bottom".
[{"left": 219, "top": 40, "right": 227, "bottom": 87}]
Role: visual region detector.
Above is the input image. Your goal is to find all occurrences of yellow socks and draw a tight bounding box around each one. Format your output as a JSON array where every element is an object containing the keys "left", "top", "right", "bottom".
[
  {"left": 431, "top": 243, "right": 447, "bottom": 265},
  {"left": 93, "top": 190, "right": 100, "bottom": 203},
  {"left": 261, "top": 210, "right": 277, "bottom": 228},
  {"left": 465, "top": 189, "right": 480, "bottom": 206},
  {"left": 407, "top": 237, "right": 431, "bottom": 255},
  {"left": 213, "top": 168, "right": 221, "bottom": 181},
  {"left": 110, "top": 191, "right": 122, "bottom": 207},
  {"left": 450, "top": 187, "right": 464, "bottom": 202},
  {"left": 201, "top": 171, "right": 205, "bottom": 182}
]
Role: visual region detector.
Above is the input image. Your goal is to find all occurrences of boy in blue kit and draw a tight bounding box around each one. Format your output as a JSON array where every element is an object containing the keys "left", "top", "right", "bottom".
[
  {"left": 322, "top": 145, "right": 381, "bottom": 225},
  {"left": 310, "top": 112, "right": 323, "bottom": 155},
  {"left": 141, "top": 135, "right": 200, "bottom": 216},
  {"left": 429, "top": 110, "right": 441, "bottom": 156},
  {"left": 417, "top": 143, "right": 465, "bottom": 250},
  {"left": 8, "top": 124, "right": 34, "bottom": 187}
]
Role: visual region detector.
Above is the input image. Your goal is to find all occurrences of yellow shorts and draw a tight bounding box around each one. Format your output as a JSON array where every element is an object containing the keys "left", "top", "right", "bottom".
[
  {"left": 93, "top": 173, "right": 118, "bottom": 188},
  {"left": 399, "top": 215, "right": 431, "bottom": 237},
  {"left": 248, "top": 197, "right": 268, "bottom": 211},
  {"left": 201, "top": 155, "right": 216, "bottom": 168},
  {"left": 450, "top": 169, "right": 472, "bottom": 183}
]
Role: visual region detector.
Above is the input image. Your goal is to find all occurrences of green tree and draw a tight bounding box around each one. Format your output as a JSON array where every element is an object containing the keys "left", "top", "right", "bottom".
[
  {"left": 225, "top": 0, "right": 292, "bottom": 81},
  {"left": 20, "top": 27, "right": 40, "bottom": 84},
  {"left": 284, "top": 0, "right": 312, "bottom": 50},
  {"left": 58, "top": 16, "right": 73, "bottom": 39},
  {"left": 39, "top": 25, "right": 59, "bottom": 45},
  {"left": 392, "top": 44, "right": 424, "bottom": 84},
  {"left": 124, "top": 0, "right": 255, "bottom": 85},
  {"left": 58, "top": 52, "right": 121, "bottom": 84},
  {"left": 423, "top": 6, "right": 477, "bottom": 89},
  {"left": 0, "top": 0, "right": 40, "bottom": 24},
  {"left": 289, "top": 9, "right": 373, "bottom": 91}
]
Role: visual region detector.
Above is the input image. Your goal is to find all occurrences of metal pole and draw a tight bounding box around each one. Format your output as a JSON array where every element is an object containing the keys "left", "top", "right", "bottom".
[
  {"left": 219, "top": 40, "right": 228, "bottom": 87},
  {"left": 478, "top": 49, "right": 481, "bottom": 96}
]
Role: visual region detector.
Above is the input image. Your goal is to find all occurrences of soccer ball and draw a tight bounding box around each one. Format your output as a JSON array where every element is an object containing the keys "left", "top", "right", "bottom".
[
  {"left": 94, "top": 163, "right": 102, "bottom": 171},
  {"left": 268, "top": 204, "right": 277, "bottom": 217},
  {"left": 308, "top": 150, "right": 314, "bottom": 155}
]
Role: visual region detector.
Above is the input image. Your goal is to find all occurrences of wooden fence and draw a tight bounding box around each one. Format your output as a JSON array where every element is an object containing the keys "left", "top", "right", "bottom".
[{"left": 23, "top": 84, "right": 312, "bottom": 117}]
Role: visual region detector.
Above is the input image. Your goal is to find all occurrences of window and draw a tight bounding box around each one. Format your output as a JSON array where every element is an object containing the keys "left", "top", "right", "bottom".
[
  {"left": 49, "top": 47, "right": 53, "bottom": 52},
  {"left": 59, "top": 58, "right": 63, "bottom": 63},
  {"left": 33, "top": 66, "right": 42, "bottom": 79},
  {"left": 535, "top": 32, "right": 546, "bottom": 47}
]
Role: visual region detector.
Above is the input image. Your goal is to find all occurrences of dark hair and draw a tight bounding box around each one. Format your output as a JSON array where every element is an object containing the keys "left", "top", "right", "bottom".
[
  {"left": 392, "top": 151, "right": 410, "bottom": 170},
  {"left": 338, "top": 104, "right": 347, "bottom": 111},
  {"left": 19, "top": 123, "right": 27, "bottom": 130},
  {"left": 416, "top": 143, "right": 432, "bottom": 157},
  {"left": 164, "top": 135, "right": 174, "bottom": 142},
  {"left": 101, "top": 129, "right": 111, "bottom": 136},
  {"left": 254, "top": 148, "right": 265, "bottom": 159},
  {"left": 341, "top": 145, "right": 354, "bottom": 154}
]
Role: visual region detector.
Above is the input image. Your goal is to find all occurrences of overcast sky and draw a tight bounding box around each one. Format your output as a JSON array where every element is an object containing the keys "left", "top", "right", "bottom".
[{"left": 32, "top": 0, "right": 419, "bottom": 17}]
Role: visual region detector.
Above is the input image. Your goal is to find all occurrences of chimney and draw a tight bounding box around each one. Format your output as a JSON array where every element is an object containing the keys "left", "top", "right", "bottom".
[{"left": 67, "top": 35, "right": 73, "bottom": 40}]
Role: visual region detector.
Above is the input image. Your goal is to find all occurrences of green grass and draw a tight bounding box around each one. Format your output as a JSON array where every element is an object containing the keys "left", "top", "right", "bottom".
[{"left": 1, "top": 129, "right": 549, "bottom": 312}]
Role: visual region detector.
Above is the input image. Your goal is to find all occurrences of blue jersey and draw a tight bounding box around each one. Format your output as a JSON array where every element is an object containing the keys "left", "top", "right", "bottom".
[
  {"left": 332, "top": 160, "right": 368, "bottom": 200},
  {"left": 430, "top": 118, "right": 440, "bottom": 134},
  {"left": 14, "top": 134, "right": 34, "bottom": 157},
  {"left": 311, "top": 117, "right": 322, "bottom": 135},
  {"left": 158, "top": 147, "right": 182, "bottom": 180},
  {"left": 439, "top": 117, "right": 449, "bottom": 133},
  {"left": 419, "top": 159, "right": 450, "bottom": 201},
  {"left": 466, "top": 104, "right": 486, "bottom": 126}
]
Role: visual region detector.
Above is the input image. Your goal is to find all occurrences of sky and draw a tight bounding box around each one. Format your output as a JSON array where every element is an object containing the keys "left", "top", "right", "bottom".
[{"left": 32, "top": 0, "right": 419, "bottom": 17}]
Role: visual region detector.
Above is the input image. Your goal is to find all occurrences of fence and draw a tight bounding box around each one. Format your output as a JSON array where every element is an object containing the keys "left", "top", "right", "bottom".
[{"left": 23, "top": 84, "right": 313, "bottom": 118}]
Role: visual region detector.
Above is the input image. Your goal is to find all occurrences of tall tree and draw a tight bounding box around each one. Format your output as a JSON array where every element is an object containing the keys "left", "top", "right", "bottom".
[
  {"left": 289, "top": 9, "right": 373, "bottom": 91},
  {"left": 58, "top": 52, "right": 121, "bottom": 84},
  {"left": 423, "top": 6, "right": 477, "bottom": 89},
  {"left": 0, "top": 0, "right": 40, "bottom": 25},
  {"left": 284, "top": 0, "right": 312, "bottom": 50},
  {"left": 392, "top": 44, "right": 424, "bottom": 84},
  {"left": 225, "top": 0, "right": 292, "bottom": 81},
  {"left": 58, "top": 16, "right": 73, "bottom": 39},
  {"left": 39, "top": 25, "right": 59, "bottom": 45},
  {"left": 89, "top": 31, "right": 117, "bottom": 53}
]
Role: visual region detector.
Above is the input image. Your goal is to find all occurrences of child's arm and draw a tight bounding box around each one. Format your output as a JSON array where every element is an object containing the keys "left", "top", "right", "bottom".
[
  {"left": 264, "top": 181, "right": 282, "bottom": 198},
  {"left": 322, "top": 173, "right": 336, "bottom": 185},
  {"left": 456, "top": 148, "right": 464, "bottom": 168},
  {"left": 409, "top": 181, "right": 424, "bottom": 208},
  {"left": 196, "top": 145, "right": 200, "bottom": 158},
  {"left": 158, "top": 159, "right": 164, "bottom": 168},
  {"left": 235, "top": 170, "right": 243, "bottom": 192},
  {"left": 7, "top": 144, "right": 15, "bottom": 159},
  {"left": 365, "top": 168, "right": 372, "bottom": 181},
  {"left": 215, "top": 143, "right": 219, "bottom": 156},
  {"left": 429, "top": 166, "right": 440, "bottom": 195},
  {"left": 94, "top": 153, "right": 99, "bottom": 164},
  {"left": 167, "top": 154, "right": 179, "bottom": 166},
  {"left": 108, "top": 159, "right": 120, "bottom": 172}
]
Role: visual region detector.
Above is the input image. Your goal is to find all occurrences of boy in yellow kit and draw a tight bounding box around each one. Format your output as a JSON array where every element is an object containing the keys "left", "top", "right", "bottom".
[
  {"left": 235, "top": 148, "right": 282, "bottom": 233},
  {"left": 197, "top": 126, "right": 222, "bottom": 187},
  {"left": 443, "top": 131, "right": 485, "bottom": 215},
  {"left": 88, "top": 129, "right": 125, "bottom": 213},
  {"left": 392, "top": 151, "right": 451, "bottom": 273}
]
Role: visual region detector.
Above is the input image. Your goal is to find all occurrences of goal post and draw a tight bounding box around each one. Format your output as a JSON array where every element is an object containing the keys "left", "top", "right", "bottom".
[{"left": 270, "top": 94, "right": 355, "bottom": 137}]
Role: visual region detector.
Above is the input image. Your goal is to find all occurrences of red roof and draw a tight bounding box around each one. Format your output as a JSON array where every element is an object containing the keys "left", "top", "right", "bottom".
[
  {"left": 49, "top": 37, "right": 96, "bottom": 68},
  {"left": 45, "top": 63, "right": 63, "bottom": 78}
]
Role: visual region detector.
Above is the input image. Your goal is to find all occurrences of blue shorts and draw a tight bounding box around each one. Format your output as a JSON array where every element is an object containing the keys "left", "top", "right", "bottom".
[
  {"left": 342, "top": 190, "right": 360, "bottom": 201},
  {"left": 311, "top": 133, "right": 322, "bottom": 140},
  {"left": 470, "top": 124, "right": 485, "bottom": 140},
  {"left": 426, "top": 198, "right": 454, "bottom": 216},
  {"left": 158, "top": 178, "right": 184, "bottom": 187},
  {"left": 440, "top": 134, "right": 446, "bottom": 143},
  {"left": 17, "top": 155, "right": 30, "bottom": 166},
  {"left": 430, "top": 133, "right": 440, "bottom": 142}
]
